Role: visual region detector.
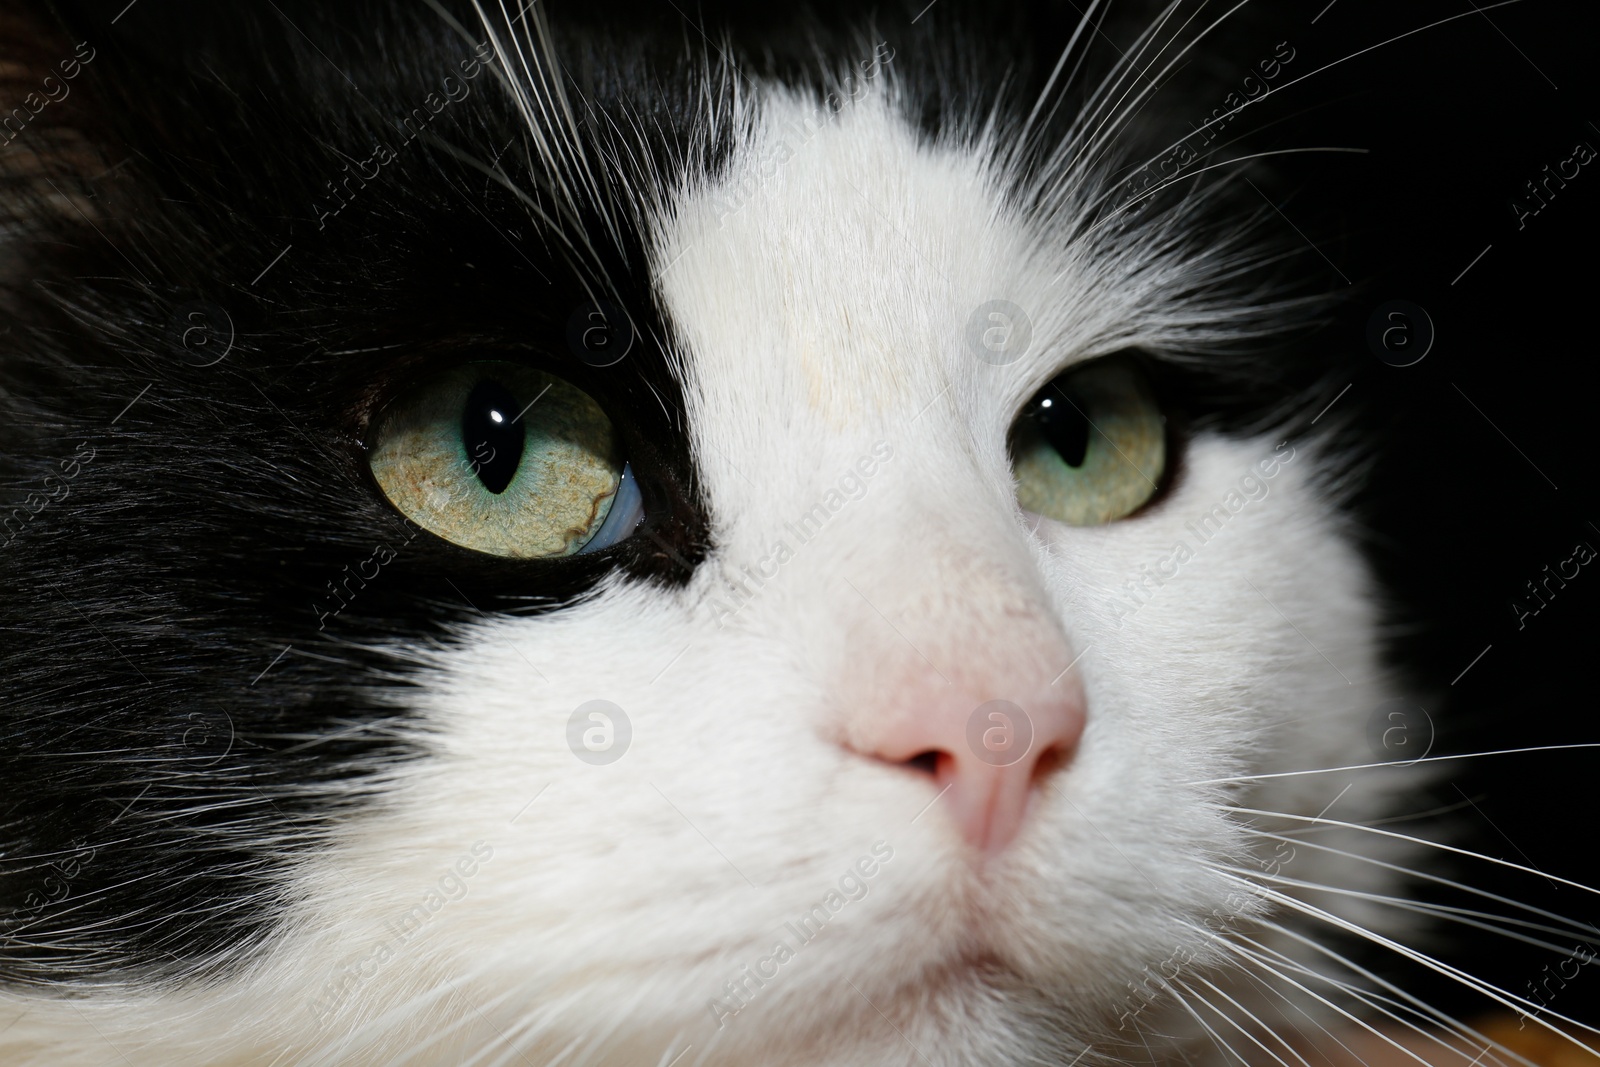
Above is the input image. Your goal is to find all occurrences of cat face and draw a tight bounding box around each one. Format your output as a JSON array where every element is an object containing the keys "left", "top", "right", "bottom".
[
  {"left": 0, "top": 1, "right": 1442, "bottom": 1064},
  {"left": 262, "top": 91, "right": 1395, "bottom": 1063}
]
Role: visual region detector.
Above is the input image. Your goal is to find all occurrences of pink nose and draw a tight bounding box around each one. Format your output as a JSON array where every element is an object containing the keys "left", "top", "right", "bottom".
[{"left": 862, "top": 685, "right": 1086, "bottom": 855}]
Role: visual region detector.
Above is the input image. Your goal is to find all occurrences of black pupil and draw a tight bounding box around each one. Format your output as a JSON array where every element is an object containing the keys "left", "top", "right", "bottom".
[
  {"left": 1034, "top": 392, "right": 1091, "bottom": 467},
  {"left": 462, "top": 379, "right": 526, "bottom": 494}
]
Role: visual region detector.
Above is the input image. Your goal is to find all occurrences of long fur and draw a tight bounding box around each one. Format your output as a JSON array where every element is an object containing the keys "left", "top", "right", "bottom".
[{"left": 1, "top": 1, "right": 1590, "bottom": 1064}]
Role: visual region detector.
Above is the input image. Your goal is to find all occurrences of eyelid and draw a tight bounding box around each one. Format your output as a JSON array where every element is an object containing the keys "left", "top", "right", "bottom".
[{"left": 344, "top": 347, "right": 610, "bottom": 449}]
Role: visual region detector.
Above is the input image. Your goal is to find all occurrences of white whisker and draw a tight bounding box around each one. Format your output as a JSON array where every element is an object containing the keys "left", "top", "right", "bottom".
[
  {"left": 1231, "top": 927, "right": 1543, "bottom": 1067},
  {"left": 1228, "top": 826, "right": 1596, "bottom": 938},
  {"left": 1218, "top": 941, "right": 1382, "bottom": 1060},
  {"left": 1190, "top": 972, "right": 1314, "bottom": 1067},
  {"left": 1218, "top": 873, "right": 1600, "bottom": 1054},
  {"left": 1093, "top": 0, "right": 1535, "bottom": 223},
  {"left": 1192, "top": 743, "right": 1600, "bottom": 785},
  {"left": 1163, "top": 975, "right": 1260, "bottom": 1066},
  {"left": 1223, "top": 935, "right": 1512, "bottom": 1067},
  {"left": 1078, "top": 147, "right": 1369, "bottom": 240},
  {"left": 1225, "top": 805, "right": 1600, "bottom": 898},
  {"left": 1013, "top": 0, "right": 1107, "bottom": 152},
  {"left": 1211, "top": 858, "right": 1598, "bottom": 954},
  {"left": 1061, "top": 0, "right": 1224, "bottom": 179}
]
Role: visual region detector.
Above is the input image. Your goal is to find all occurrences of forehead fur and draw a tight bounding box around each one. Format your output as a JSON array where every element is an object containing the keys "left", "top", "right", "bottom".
[
  {"left": 650, "top": 75, "right": 1304, "bottom": 450},
  {"left": 658, "top": 90, "right": 1029, "bottom": 429}
]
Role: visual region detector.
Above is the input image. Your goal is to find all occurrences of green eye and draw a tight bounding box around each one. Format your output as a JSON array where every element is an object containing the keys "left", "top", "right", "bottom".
[
  {"left": 1009, "top": 357, "right": 1166, "bottom": 526},
  {"left": 369, "top": 362, "right": 640, "bottom": 558}
]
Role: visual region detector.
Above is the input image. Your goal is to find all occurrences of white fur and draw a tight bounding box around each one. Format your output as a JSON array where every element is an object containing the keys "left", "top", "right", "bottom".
[{"left": 2, "top": 77, "right": 1416, "bottom": 1067}]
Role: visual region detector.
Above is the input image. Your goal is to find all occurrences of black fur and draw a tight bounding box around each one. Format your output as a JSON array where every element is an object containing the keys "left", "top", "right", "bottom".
[
  {"left": 0, "top": 3, "right": 1593, "bottom": 1047},
  {"left": 0, "top": 0, "right": 736, "bottom": 980}
]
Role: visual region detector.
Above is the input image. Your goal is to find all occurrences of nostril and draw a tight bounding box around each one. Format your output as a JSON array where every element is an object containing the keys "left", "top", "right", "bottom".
[
  {"left": 1031, "top": 741, "right": 1071, "bottom": 784},
  {"left": 905, "top": 750, "right": 942, "bottom": 777}
]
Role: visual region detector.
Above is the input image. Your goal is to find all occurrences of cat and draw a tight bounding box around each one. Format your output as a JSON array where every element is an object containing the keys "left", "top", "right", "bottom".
[{"left": 0, "top": 0, "right": 1594, "bottom": 1065}]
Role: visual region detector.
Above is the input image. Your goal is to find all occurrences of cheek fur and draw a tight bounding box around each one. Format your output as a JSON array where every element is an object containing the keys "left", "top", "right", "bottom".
[{"left": 0, "top": 1, "right": 1497, "bottom": 1063}]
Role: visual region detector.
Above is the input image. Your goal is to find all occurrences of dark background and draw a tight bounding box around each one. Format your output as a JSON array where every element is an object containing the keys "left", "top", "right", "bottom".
[
  {"left": 12, "top": 0, "right": 1599, "bottom": 1046},
  {"left": 1218, "top": 0, "right": 1600, "bottom": 1037}
]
